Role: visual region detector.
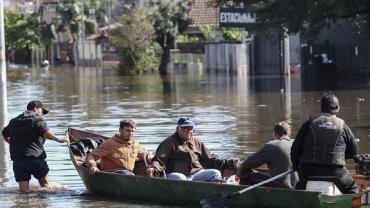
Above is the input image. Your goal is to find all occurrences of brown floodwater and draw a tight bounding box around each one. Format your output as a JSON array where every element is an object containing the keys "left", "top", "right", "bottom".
[{"left": 0, "top": 66, "right": 369, "bottom": 207}]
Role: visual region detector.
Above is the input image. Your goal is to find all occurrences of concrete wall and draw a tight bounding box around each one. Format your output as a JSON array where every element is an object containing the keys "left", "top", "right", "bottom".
[
  {"left": 205, "top": 43, "right": 248, "bottom": 74},
  {"left": 77, "top": 40, "right": 102, "bottom": 67},
  {"left": 301, "top": 19, "right": 370, "bottom": 76},
  {"left": 289, "top": 33, "right": 301, "bottom": 65},
  {"left": 252, "top": 32, "right": 281, "bottom": 76}
]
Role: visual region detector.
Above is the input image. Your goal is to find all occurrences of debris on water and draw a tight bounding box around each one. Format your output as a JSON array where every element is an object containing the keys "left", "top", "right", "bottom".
[
  {"left": 225, "top": 175, "right": 239, "bottom": 185},
  {"left": 356, "top": 97, "right": 365, "bottom": 102}
]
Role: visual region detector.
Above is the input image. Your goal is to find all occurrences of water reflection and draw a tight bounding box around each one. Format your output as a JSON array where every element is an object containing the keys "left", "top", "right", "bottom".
[
  {"left": 302, "top": 67, "right": 370, "bottom": 91},
  {"left": 0, "top": 109, "right": 9, "bottom": 187},
  {"left": 0, "top": 66, "right": 369, "bottom": 207}
]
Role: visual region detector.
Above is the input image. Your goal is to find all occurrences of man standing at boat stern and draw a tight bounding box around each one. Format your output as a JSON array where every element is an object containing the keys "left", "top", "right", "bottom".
[
  {"left": 147, "top": 117, "right": 239, "bottom": 182},
  {"left": 85, "top": 119, "right": 146, "bottom": 176},
  {"left": 291, "top": 94, "right": 358, "bottom": 194},
  {"left": 2, "top": 100, "right": 66, "bottom": 192}
]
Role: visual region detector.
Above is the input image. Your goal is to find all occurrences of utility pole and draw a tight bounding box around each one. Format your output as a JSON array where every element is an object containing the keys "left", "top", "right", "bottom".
[
  {"left": 0, "top": 0, "right": 8, "bottom": 122},
  {"left": 283, "top": 28, "right": 290, "bottom": 76},
  {"left": 80, "top": 0, "right": 85, "bottom": 67}
]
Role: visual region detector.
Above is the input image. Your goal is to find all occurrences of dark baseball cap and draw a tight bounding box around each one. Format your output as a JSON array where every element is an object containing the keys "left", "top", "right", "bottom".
[
  {"left": 177, "top": 117, "right": 195, "bottom": 127},
  {"left": 319, "top": 94, "right": 340, "bottom": 113},
  {"left": 27, "top": 100, "right": 49, "bottom": 115}
]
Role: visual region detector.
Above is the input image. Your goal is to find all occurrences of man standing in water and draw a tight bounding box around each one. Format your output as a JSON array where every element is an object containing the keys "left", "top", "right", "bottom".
[{"left": 2, "top": 100, "right": 66, "bottom": 192}]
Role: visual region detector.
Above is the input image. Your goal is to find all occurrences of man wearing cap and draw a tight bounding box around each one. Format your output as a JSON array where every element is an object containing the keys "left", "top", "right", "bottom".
[
  {"left": 291, "top": 94, "right": 358, "bottom": 194},
  {"left": 147, "top": 117, "right": 239, "bottom": 182},
  {"left": 2, "top": 100, "right": 66, "bottom": 192}
]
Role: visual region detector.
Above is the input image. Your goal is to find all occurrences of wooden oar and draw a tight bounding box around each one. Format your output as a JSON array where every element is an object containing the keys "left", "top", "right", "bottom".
[{"left": 200, "top": 169, "right": 294, "bottom": 208}]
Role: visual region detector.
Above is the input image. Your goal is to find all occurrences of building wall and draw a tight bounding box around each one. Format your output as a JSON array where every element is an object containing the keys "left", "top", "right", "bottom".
[
  {"left": 205, "top": 43, "right": 248, "bottom": 74},
  {"left": 3, "top": 0, "right": 38, "bottom": 15},
  {"left": 252, "top": 30, "right": 281, "bottom": 76},
  {"left": 301, "top": 19, "right": 370, "bottom": 77},
  {"left": 289, "top": 33, "right": 301, "bottom": 66}
]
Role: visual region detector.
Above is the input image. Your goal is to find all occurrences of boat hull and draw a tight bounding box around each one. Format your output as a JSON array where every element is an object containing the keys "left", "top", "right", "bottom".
[{"left": 67, "top": 128, "right": 363, "bottom": 208}]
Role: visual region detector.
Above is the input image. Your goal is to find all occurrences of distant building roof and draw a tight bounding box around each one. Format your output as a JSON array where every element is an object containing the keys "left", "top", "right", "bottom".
[{"left": 188, "top": 0, "right": 219, "bottom": 28}]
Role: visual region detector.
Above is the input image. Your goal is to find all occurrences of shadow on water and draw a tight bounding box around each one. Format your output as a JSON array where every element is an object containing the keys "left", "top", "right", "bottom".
[
  {"left": 0, "top": 185, "right": 180, "bottom": 208},
  {"left": 0, "top": 104, "right": 9, "bottom": 187},
  {"left": 0, "top": 184, "right": 79, "bottom": 207},
  {"left": 79, "top": 192, "right": 191, "bottom": 208},
  {"left": 302, "top": 66, "right": 370, "bottom": 91}
]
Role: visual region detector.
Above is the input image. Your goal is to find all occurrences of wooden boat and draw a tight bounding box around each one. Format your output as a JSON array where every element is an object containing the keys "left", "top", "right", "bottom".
[{"left": 66, "top": 128, "right": 370, "bottom": 208}]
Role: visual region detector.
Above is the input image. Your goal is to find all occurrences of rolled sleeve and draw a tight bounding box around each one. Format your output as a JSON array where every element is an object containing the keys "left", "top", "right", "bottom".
[
  {"left": 2, "top": 126, "right": 10, "bottom": 138},
  {"left": 35, "top": 117, "right": 50, "bottom": 136}
]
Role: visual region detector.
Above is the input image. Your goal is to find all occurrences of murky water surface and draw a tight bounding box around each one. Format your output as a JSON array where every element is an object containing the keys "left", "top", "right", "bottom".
[{"left": 0, "top": 66, "right": 369, "bottom": 207}]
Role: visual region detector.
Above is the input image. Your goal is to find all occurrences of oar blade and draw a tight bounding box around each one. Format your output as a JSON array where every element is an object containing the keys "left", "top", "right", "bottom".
[{"left": 200, "top": 192, "right": 238, "bottom": 208}]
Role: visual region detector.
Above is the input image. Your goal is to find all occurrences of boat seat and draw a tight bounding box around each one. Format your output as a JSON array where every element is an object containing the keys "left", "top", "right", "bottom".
[
  {"left": 306, "top": 181, "right": 342, "bottom": 196},
  {"left": 70, "top": 137, "right": 105, "bottom": 157}
]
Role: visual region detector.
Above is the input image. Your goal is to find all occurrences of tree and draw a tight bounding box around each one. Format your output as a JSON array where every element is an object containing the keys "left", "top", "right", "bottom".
[
  {"left": 37, "top": 0, "right": 103, "bottom": 65},
  {"left": 149, "top": 0, "right": 193, "bottom": 73},
  {"left": 111, "top": 8, "right": 161, "bottom": 72},
  {"left": 36, "top": 1, "right": 81, "bottom": 65},
  {"left": 211, "top": 0, "right": 370, "bottom": 41},
  {"left": 4, "top": 10, "right": 39, "bottom": 62}
]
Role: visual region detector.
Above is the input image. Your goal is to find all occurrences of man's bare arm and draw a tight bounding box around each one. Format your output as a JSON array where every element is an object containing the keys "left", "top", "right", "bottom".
[
  {"left": 85, "top": 153, "right": 100, "bottom": 175},
  {"left": 43, "top": 131, "right": 66, "bottom": 143}
]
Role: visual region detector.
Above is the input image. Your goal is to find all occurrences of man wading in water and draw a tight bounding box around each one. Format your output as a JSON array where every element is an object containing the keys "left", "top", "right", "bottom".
[{"left": 2, "top": 100, "right": 66, "bottom": 192}]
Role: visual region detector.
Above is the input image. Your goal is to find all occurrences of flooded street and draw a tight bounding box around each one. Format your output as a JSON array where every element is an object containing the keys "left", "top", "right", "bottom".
[{"left": 0, "top": 66, "right": 369, "bottom": 207}]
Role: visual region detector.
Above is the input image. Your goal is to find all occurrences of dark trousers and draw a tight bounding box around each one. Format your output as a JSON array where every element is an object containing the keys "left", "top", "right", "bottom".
[
  {"left": 239, "top": 169, "right": 290, "bottom": 189},
  {"left": 295, "top": 164, "right": 357, "bottom": 194}
]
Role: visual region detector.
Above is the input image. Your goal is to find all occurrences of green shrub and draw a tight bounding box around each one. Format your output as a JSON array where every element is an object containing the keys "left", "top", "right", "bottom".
[{"left": 111, "top": 8, "right": 161, "bottom": 72}]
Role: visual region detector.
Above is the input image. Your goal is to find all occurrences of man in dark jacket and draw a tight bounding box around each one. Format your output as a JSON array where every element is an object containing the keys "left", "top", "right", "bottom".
[
  {"left": 237, "top": 122, "right": 298, "bottom": 188},
  {"left": 291, "top": 94, "right": 358, "bottom": 194},
  {"left": 147, "top": 117, "right": 239, "bottom": 182},
  {"left": 2, "top": 100, "right": 66, "bottom": 192}
]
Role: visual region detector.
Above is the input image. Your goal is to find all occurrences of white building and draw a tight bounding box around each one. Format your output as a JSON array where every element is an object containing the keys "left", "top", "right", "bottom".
[{"left": 3, "top": 0, "right": 39, "bottom": 16}]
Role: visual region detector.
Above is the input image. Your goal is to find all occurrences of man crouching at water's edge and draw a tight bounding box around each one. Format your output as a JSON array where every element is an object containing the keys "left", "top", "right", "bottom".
[
  {"left": 147, "top": 117, "right": 239, "bottom": 182},
  {"left": 2, "top": 100, "right": 67, "bottom": 192}
]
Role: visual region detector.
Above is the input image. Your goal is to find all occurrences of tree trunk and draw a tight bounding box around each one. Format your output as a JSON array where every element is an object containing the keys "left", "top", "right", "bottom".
[
  {"left": 159, "top": 35, "right": 175, "bottom": 74},
  {"left": 159, "top": 47, "right": 170, "bottom": 75}
]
